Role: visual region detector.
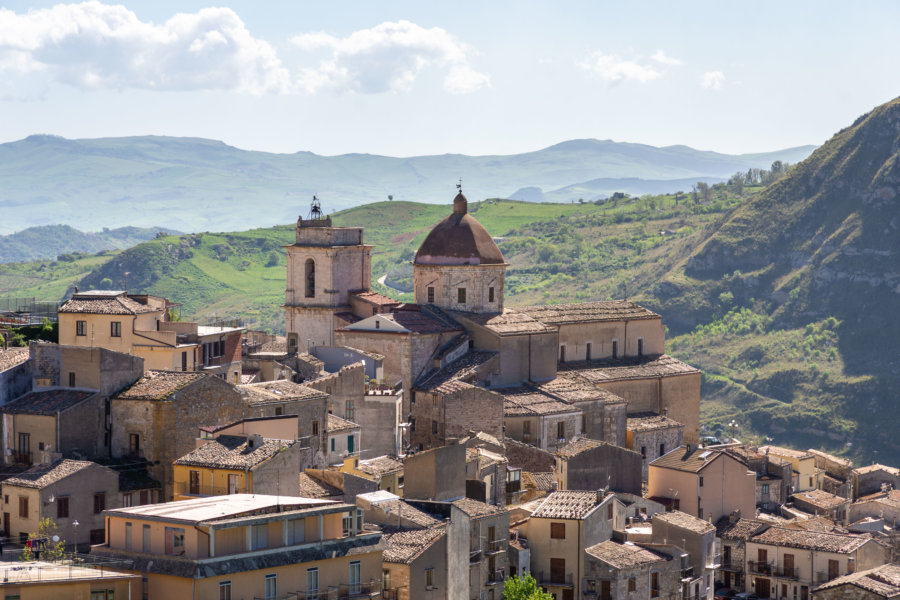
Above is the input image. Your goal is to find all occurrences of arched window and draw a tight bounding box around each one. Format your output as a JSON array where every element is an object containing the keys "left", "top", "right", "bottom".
[{"left": 305, "top": 259, "right": 315, "bottom": 298}]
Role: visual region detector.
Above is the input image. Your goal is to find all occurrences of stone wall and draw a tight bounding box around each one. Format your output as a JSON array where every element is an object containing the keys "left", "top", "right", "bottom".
[
  {"left": 629, "top": 425, "right": 684, "bottom": 482},
  {"left": 413, "top": 262, "right": 507, "bottom": 313},
  {"left": 0, "top": 351, "right": 31, "bottom": 406},
  {"left": 306, "top": 362, "right": 365, "bottom": 421},
  {"left": 404, "top": 443, "right": 466, "bottom": 501},
  {"left": 504, "top": 438, "right": 555, "bottom": 473},
  {"left": 558, "top": 443, "right": 642, "bottom": 495},
  {"left": 410, "top": 386, "right": 503, "bottom": 451},
  {"left": 575, "top": 398, "right": 627, "bottom": 447},
  {"left": 252, "top": 443, "right": 304, "bottom": 496}
]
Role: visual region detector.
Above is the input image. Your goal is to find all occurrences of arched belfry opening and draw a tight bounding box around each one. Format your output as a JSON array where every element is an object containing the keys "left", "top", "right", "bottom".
[{"left": 305, "top": 259, "right": 315, "bottom": 298}]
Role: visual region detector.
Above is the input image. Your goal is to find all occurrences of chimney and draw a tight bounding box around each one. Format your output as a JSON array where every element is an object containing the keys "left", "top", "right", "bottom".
[{"left": 247, "top": 433, "right": 264, "bottom": 449}]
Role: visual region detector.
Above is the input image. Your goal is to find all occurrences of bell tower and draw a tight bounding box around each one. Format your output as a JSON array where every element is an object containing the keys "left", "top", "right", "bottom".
[{"left": 284, "top": 197, "right": 372, "bottom": 353}]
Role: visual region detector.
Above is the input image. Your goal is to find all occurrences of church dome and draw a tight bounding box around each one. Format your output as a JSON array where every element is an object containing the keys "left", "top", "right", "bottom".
[{"left": 414, "top": 193, "right": 505, "bottom": 265}]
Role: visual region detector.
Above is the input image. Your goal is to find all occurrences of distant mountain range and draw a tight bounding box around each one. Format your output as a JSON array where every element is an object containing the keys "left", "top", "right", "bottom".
[
  {"left": 0, "top": 134, "right": 815, "bottom": 235},
  {"left": 0, "top": 225, "right": 181, "bottom": 264}
]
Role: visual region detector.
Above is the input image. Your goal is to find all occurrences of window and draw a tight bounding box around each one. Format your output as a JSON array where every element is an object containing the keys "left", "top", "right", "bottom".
[
  {"left": 611, "top": 340, "right": 619, "bottom": 359},
  {"left": 585, "top": 342, "right": 592, "bottom": 361},
  {"left": 57, "top": 496, "right": 69, "bottom": 519},
  {"left": 306, "top": 568, "right": 319, "bottom": 600},
  {"left": 94, "top": 493, "right": 106, "bottom": 514},
  {"left": 252, "top": 524, "right": 268, "bottom": 550},
  {"left": 19, "top": 496, "right": 28, "bottom": 518},
  {"left": 181, "top": 351, "right": 187, "bottom": 371},
  {"left": 139, "top": 490, "right": 149, "bottom": 505},
  {"left": 556, "top": 421, "right": 565, "bottom": 440},
  {"left": 427, "top": 286, "right": 435, "bottom": 303},
  {"left": 637, "top": 338, "right": 644, "bottom": 357},
  {"left": 698, "top": 508, "right": 703, "bottom": 519},
  {"left": 76, "top": 320, "right": 87, "bottom": 336},
  {"left": 349, "top": 561, "right": 361, "bottom": 594},
  {"left": 331, "top": 438, "right": 336, "bottom": 452},
  {"left": 699, "top": 476, "right": 704, "bottom": 487},
  {"left": 265, "top": 574, "right": 277, "bottom": 600},
  {"left": 559, "top": 345, "right": 566, "bottom": 362},
  {"left": 312, "top": 421, "right": 319, "bottom": 436},
  {"left": 426, "top": 568, "right": 435, "bottom": 589},
  {"left": 348, "top": 435, "right": 355, "bottom": 453},
  {"left": 659, "top": 443, "right": 665, "bottom": 456},
  {"left": 651, "top": 571, "right": 660, "bottom": 597},
  {"left": 375, "top": 321, "right": 380, "bottom": 329},
  {"left": 305, "top": 259, "right": 316, "bottom": 298},
  {"left": 110, "top": 321, "right": 122, "bottom": 337},
  {"left": 345, "top": 399, "right": 355, "bottom": 421},
  {"left": 383, "top": 569, "right": 391, "bottom": 591},
  {"left": 628, "top": 578, "right": 636, "bottom": 592},
  {"left": 125, "top": 522, "right": 133, "bottom": 550},
  {"left": 432, "top": 420, "right": 438, "bottom": 435},
  {"left": 143, "top": 524, "right": 151, "bottom": 552},
  {"left": 69, "top": 372, "right": 76, "bottom": 387},
  {"left": 219, "top": 581, "right": 232, "bottom": 600},
  {"left": 488, "top": 286, "right": 495, "bottom": 302},
  {"left": 90, "top": 529, "right": 105, "bottom": 545},
  {"left": 275, "top": 406, "right": 283, "bottom": 416},
  {"left": 129, "top": 433, "right": 140, "bottom": 456},
  {"left": 457, "top": 287, "right": 466, "bottom": 304},
  {"left": 607, "top": 503, "right": 613, "bottom": 519},
  {"left": 122, "top": 493, "right": 133, "bottom": 507},
  {"left": 762, "top": 483, "right": 770, "bottom": 495},
  {"left": 550, "top": 522, "right": 566, "bottom": 539},
  {"left": 165, "top": 527, "right": 185, "bottom": 555}
]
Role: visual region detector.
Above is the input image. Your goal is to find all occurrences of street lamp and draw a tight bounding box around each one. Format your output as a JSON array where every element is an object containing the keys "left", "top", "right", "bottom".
[
  {"left": 71, "top": 520, "right": 79, "bottom": 553},
  {"left": 728, "top": 420, "right": 738, "bottom": 443}
]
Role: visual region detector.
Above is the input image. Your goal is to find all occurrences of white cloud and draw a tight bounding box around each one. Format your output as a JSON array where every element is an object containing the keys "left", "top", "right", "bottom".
[
  {"left": 291, "top": 20, "right": 490, "bottom": 95},
  {"left": 651, "top": 50, "right": 683, "bottom": 66},
  {"left": 578, "top": 51, "right": 660, "bottom": 83},
  {"left": 0, "top": 2, "right": 291, "bottom": 95},
  {"left": 701, "top": 71, "right": 726, "bottom": 90}
]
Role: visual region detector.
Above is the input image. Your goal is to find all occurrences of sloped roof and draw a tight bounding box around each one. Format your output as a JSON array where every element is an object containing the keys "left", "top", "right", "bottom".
[
  {"left": 115, "top": 370, "right": 206, "bottom": 401},
  {"left": 758, "top": 445, "right": 814, "bottom": 460},
  {"left": 452, "top": 497, "right": 507, "bottom": 519},
  {"left": 813, "top": 564, "right": 900, "bottom": 597},
  {"left": 532, "top": 491, "right": 604, "bottom": 520},
  {"left": 0, "top": 347, "right": 29, "bottom": 372},
  {"left": 585, "top": 540, "right": 667, "bottom": 569},
  {"left": 459, "top": 310, "right": 555, "bottom": 336},
  {"left": 716, "top": 517, "right": 768, "bottom": 541},
  {"left": 174, "top": 435, "right": 294, "bottom": 470},
  {"left": 627, "top": 412, "right": 685, "bottom": 432},
  {"left": 560, "top": 355, "right": 699, "bottom": 381},
  {"left": 239, "top": 380, "right": 327, "bottom": 405},
  {"left": 299, "top": 473, "right": 342, "bottom": 499},
  {"left": 4, "top": 459, "right": 98, "bottom": 489},
  {"left": 650, "top": 446, "right": 730, "bottom": 474},
  {"left": 59, "top": 292, "right": 158, "bottom": 315},
  {"left": 751, "top": 526, "right": 873, "bottom": 553},
  {"left": 2, "top": 388, "right": 96, "bottom": 414},
  {"left": 556, "top": 437, "right": 604, "bottom": 459},
  {"left": 517, "top": 301, "right": 660, "bottom": 325},
  {"left": 327, "top": 414, "right": 360, "bottom": 434},
  {"left": 537, "top": 377, "right": 625, "bottom": 404},
  {"left": 382, "top": 526, "right": 446, "bottom": 564},
  {"left": 653, "top": 510, "right": 715, "bottom": 534},
  {"left": 357, "top": 455, "right": 403, "bottom": 478},
  {"left": 500, "top": 387, "right": 580, "bottom": 417},
  {"left": 793, "top": 489, "right": 850, "bottom": 511},
  {"left": 415, "top": 350, "right": 497, "bottom": 393}
]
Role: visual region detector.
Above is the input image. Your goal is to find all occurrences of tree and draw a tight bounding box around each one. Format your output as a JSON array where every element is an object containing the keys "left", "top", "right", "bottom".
[
  {"left": 20, "top": 518, "right": 66, "bottom": 562},
  {"left": 503, "top": 574, "right": 554, "bottom": 600}
]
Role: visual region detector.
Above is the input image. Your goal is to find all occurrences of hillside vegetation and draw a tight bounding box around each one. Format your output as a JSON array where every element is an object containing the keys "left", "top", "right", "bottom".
[{"left": 0, "top": 225, "right": 180, "bottom": 263}]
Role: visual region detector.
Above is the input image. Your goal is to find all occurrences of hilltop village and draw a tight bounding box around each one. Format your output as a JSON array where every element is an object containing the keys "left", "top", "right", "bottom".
[{"left": 0, "top": 192, "right": 898, "bottom": 600}]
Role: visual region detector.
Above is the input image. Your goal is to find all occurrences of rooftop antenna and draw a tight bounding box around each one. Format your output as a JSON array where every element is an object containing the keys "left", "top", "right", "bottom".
[
  {"left": 457, "top": 178, "right": 463, "bottom": 194},
  {"left": 308, "top": 195, "right": 324, "bottom": 220}
]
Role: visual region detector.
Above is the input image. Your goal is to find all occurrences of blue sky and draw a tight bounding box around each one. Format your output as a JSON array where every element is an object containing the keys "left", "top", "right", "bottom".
[{"left": 0, "top": 1, "right": 897, "bottom": 156}]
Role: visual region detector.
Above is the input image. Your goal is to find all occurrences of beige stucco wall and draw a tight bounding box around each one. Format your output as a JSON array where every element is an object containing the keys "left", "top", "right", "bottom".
[
  {"left": 648, "top": 455, "right": 755, "bottom": 522},
  {"left": 413, "top": 262, "right": 507, "bottom": 313},
  {"left": 556, "top": 317, "right": 664, "bottom": 362},
  {"left": 0, "top": 574, "right": 137, "bottom": 599}
]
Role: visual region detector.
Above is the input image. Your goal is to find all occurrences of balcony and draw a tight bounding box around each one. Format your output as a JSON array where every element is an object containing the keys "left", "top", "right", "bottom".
[
  {"left": 776, "top": 566, "right": 799, "bottom": 580},
  {"left": 747, "top": 560, "right": 774, "bottom": 575},
  {"left": 487, "top": 570, "right": 505, "bottom": 585},
  {"left": 13, "top": 451, "right": 32, "bottom": 466},
  {"left": 706, "top": 553, "right": 722, "bottom": 569},
  {"left": 486, "top": 539, "right": 505, "bottom": 554},
  {"left": 254, "top": 580, "right": 381, "bottom": 600},
  {"left": 537, "top": 571, "right": 573, "bottom": 588},
  {"left": 470, "top": 549, "right": 482, "bottom": 564}
]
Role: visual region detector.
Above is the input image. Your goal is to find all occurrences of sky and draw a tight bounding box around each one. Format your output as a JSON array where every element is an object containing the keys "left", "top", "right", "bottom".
[{"left": 1, "top": 1, "right": 898, "bottom": 157}]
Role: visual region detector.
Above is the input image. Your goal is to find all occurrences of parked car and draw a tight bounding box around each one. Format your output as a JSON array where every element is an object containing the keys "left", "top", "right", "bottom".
[
  {"left": 714, "top": 589, "right": 737, "bottom": 598},
  {"left": 734, "top": 593, "right": 759, "bottom": 600}
]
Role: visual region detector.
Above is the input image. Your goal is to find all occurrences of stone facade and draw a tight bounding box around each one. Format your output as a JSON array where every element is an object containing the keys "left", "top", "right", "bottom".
[
  {"left": 411, "top": 384, "right": 503, "bottom": 451},
  {"left": 626, "top": 413, "right": 685, "bottom": 482},
  {"left": 555, "top": 440, "right": 642, "bottom": 495},
  {"left": 413, "top": 262, "right": 507, "bottom": 314},
  {"left": 0, "top": 347, "right": 31, "bottom": 407}
]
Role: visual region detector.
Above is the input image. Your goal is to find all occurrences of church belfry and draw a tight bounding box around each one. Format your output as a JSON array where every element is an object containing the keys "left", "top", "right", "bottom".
[{"left": 284, "top": 198, "right": 372, "bottom": 353}]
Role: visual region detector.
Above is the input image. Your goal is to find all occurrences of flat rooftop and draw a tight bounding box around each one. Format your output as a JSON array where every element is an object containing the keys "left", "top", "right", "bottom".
[{"left": 105, "top": 493, "right": 338, "bottom": 525}]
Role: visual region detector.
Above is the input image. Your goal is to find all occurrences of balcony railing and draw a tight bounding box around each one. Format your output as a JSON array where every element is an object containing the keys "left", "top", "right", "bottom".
[
  {"left": 776, "top": 566, "right": 799, "bottom": 580},
  {"left": 470, "top": 549, "right": 482, "bottom": 563},
  {"left": 747, "top": 560, "right": 774, "bottom": 575},
  {"left": 487, "top": 570, "right": 505, "bottom": 584},
  {"left": 719, "top": 560, "right": 743, "bottom": 572},
  {"left": 257, "top": 580, "right": 381, "bottom": 600},
  {"left": 537, "top": 571, "right": 573, "bottom": 588},
  {"left": 13, "top": 451, "right": 32, "bottom": 466},
  {"left": 706, "top": 553, "right": 722, "bottom": 568},
  {"left": 486, "top": 539, "right": 504, "bottom": 554}
]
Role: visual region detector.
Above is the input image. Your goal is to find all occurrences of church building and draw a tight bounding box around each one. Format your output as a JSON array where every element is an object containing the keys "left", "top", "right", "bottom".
[{"left": 284, "top": 190, "right": 701, "bottom": 452}]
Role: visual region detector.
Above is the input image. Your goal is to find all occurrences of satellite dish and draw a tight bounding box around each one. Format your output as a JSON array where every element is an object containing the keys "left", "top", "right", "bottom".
[{"left": 51, "top": 535, "right": 59, "bottom": 542}]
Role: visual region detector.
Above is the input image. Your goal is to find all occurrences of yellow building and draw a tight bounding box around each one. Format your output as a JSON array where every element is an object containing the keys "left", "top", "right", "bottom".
[
  {"left": 93, "top": 494, "right": 384, "bottom": 599},
  {"left": 758, "top": 445, "right": 818, "bottom": 492},
  {"left": 58, "top": 291, "right": 199, "bottom": 372},
  {"left": 0, "top": 560, "right": 138, "bottom": 599},
  {"left": 172, "top": 433, "right": 302, "bottom": 500}
]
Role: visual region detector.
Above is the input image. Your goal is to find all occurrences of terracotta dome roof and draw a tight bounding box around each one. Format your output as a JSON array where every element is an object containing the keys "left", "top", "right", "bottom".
[{"left": 414, "top": 193, "right": 505, "bottom": 266}]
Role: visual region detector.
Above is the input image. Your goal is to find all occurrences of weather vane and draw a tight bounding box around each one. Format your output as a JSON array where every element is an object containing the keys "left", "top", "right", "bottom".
[{"left": 457, "top": 177, "right": 462, "bottom": 193}]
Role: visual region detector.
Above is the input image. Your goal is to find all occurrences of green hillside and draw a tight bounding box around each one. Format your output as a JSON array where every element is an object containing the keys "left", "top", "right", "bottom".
[{"left": 0, "top": 225, "right": 180, "bottom": 263}]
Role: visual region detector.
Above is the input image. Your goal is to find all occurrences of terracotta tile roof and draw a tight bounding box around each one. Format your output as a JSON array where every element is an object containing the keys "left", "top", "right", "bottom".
[
  {"left": 516, "top": 301, "right": 660, "bottom": 325},
  {"left": 174, "top": 435, "right": 293, "bottom": 469},
  {"left": 500, "top": 387, "right": 580, "bottom": 417},
  {"left": 327, "top": 414, "right": 360, "bottom": 434},
  {"left": 532, "top": 491, "right": 605, "bottom": 520},
  {"left": 238, "top": 380, "right": 327, "bottom": 405},
  {"left": 3, "top": 388, "right": 96, "bottom": 414},
  {"left": 751, "top": 526, "right": 872, "bottom": 553},
  {"left": 854, "top": 463, "right": 900, "bottom": 476},
  {"left": 793, "top": 489, "right": 850, "bottom": 511},
  {"left": 653, "top": 510, "right": 715, "bottom": 534},
  {"left": 58, "top": 292, "right": 158, "bottom": 315},
  {"left": 4, "top": 459, "right": 97, "bottom": 488},
  {"left": 627, "top": 412, "right": 685, "bottom": 432},
  {"left": 758, "top": 445, "right": 814, "bottom": 460},
  {"left": 528, "top": 472, "right": 556, "bottom": 492},
  {"left": 556, "top": 437, "right": 604, "bottom": 459},
  {"left": 458, "top": 309, "right": 555, "bottom": 335},
  {"left": 649, "top": 446, "right": 727, "bottom": 473},
  {"left": 115, "top": 370, "right": 206, "bottom": 401},
  {"left": 377, "top": 306, "right": 462, "bottom": 335},
  {"left": 0, "top": 347, "right": 29, "bottom": 372},
  {"left": 808, "top": 449, "right": 854, "bottom": 469},
  {"left": 537, "top": 377, "right": 626, "bottom": 405},
  {"left": 786, "top": 516, "right": 848, "bottom": 534},
  {"left": 415, "top": 351, "right": 497, "bottom": 393},
  {"left": 382, "top": 526, "right": 445, "bottom": 564},
  {"left": 351, "top": 291, "right": 400, "bottom": 306},
  {"left": 813, "top": 564, "right": 900, "bottom": 597},
  {"left": 585, "top": 540, "right": 667, "bottom": 569},
  {"left": 258, "top": 338, "right": 287, "bottom": 353},
  {"left": 334, "top": 311, "right": 363, "bottom": 325},
  {"left": 373, "top": 500, "right": 442, "bottom": 528},
  {"left": 560, "top": 354, "right": 699, "bottom": 382},
  {"left": 358, "top": 455, "right": 403, "bottom": 478},
  {"left": 715, "top": 517, "right": 768, "bottom": 541},
  {"left": 451, "top": 497, "right": 507, "bottom": 519},
  {"left": 298, "top": 473, "right": 342, "bottom": 499}
]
